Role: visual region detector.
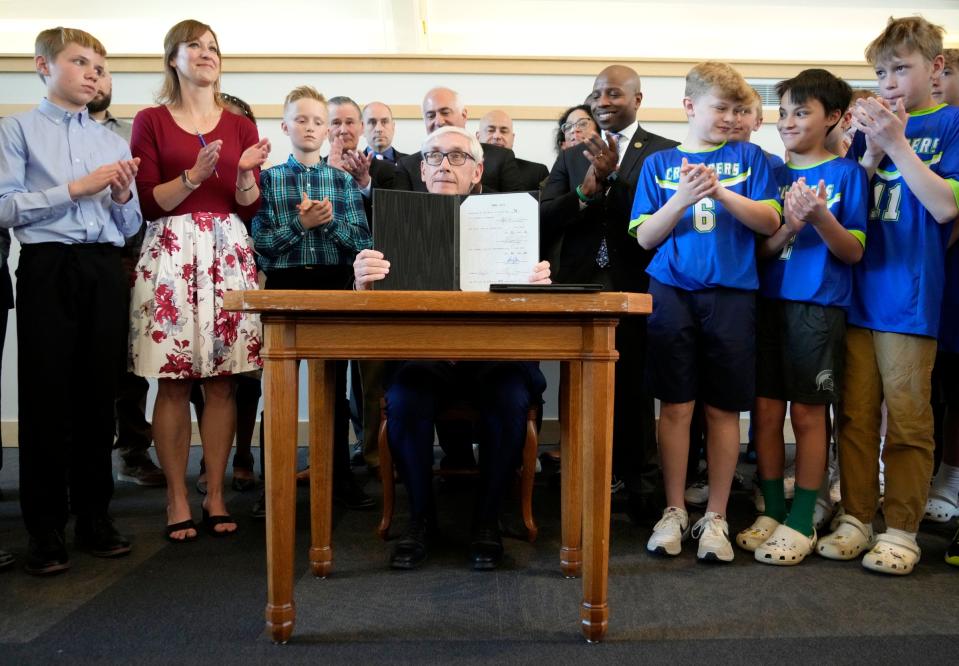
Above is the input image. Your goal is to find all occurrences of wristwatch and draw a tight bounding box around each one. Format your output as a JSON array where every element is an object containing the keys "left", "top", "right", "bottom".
[{"left": 181, "top": 170, "right": 200, "bottom": 191}]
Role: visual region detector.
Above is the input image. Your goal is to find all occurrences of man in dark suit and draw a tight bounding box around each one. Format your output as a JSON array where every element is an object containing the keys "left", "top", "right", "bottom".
[
  {"left": 393, "top": 87, "right": 525, "bottom": 194},
  {"left": 476, "top": 109, "right": 549, "bottom": 191},
  {"left": 327, "top": 96, "right": 396, "bottom": 230},
  {"left": 362, "top": 101, "right": 407, "bottom": 165},
  {"left": 541, "top": 65, "right": 679, "bottom": 524}
]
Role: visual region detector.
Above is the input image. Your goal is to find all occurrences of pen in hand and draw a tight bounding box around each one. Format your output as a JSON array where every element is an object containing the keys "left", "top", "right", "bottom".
[{"left": 196, "top": 130, "right": 220, "bottom": 179}]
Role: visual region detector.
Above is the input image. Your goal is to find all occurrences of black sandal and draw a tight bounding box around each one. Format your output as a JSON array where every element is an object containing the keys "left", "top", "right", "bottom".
[
  {"left": 165, "top": 520, "right": 198, "bottom": 543},
  {"left": 202, "top": 509, "right": 238, "bottom": 538}
]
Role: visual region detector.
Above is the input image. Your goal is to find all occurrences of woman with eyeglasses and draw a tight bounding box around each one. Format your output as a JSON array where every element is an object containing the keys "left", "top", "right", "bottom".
[{"left": 555, "top": 104, "right": 599, "bottom": 153}]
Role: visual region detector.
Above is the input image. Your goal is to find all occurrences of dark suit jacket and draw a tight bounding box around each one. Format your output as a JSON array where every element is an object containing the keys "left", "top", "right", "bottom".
[
  {"left": 393, "top": 143, "right": 525, "bottom": 193},
  {"left": 515, "top": 157, "right": 549, "bottom": 192},
  {"left": 540, "top": 126, "right": 678, "bottom": 292},
  {"left": 323, "top": 155, "right": 396, "bottom": 234},
  {"left": 364, "top": 146, "right": 408, "bottom": 166}
]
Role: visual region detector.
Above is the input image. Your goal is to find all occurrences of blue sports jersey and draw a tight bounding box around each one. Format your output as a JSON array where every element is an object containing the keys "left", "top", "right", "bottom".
[
  {"left": 760, "top": 156, "right": 868, "bottom": 308},
  {"left": 629, "top": 141, "right": 780, "bottom": 291},
  {"left": 848, "top": 104, "right": 959, "bottom": 337},
  {"left": 765, "top": 151, "right": 785, "bottom": 170},
  {"left": 939, "top": 245, "right": 959, "bottom": 353}
]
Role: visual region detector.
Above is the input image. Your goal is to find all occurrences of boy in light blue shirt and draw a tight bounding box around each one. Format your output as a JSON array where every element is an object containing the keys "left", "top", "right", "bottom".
[{"left": 0, "top": 27, "right": 142, "bottom": 575}]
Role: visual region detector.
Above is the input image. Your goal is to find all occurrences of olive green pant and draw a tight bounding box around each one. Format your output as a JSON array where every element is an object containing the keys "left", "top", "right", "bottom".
[{"left": 838, "top": 326, "right": 937, "bottom": 532}]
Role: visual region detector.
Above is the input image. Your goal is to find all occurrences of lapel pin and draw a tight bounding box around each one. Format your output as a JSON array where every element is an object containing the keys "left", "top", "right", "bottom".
[{"left": 634, "top": 141, "right": 643, "bottom": 149}]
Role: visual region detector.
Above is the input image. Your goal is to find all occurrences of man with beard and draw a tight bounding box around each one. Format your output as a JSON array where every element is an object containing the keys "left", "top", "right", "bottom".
[{"left": 88, "top": 69, "right": 166, "bottom": 489}]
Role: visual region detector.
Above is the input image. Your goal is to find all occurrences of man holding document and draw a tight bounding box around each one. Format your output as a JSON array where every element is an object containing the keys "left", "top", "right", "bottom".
[{"left": 353, "top": 126, "right": 550, "bottom": 571}]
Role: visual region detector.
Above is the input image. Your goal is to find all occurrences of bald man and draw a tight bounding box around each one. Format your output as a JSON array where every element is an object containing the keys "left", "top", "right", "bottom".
[
  {"left": 362, "top": 101, "right": 406, "bottom": 165},
  {"left": 477, "top": 109, "right": 548, "bottom": 191},
  {"left": 541, "top": 65, "right": 678, "bottom": 526},
  {"left": 393, "top": 87, "right": 525, "bottom": 193}
]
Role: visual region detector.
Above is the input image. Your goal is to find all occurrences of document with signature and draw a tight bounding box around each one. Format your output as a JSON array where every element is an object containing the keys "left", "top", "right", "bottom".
[{"left": 458, "top": 192, "right": 539, "bottom": 291}]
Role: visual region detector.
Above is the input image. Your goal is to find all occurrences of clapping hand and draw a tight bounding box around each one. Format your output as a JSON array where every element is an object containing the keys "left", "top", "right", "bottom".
[{"left": 297, "top": 191, "right": 333, "bottom": 229}]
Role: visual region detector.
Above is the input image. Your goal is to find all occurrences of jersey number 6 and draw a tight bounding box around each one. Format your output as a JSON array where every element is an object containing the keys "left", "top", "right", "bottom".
[{"left": 693, "top": 198, "right": 716, "bottom": 233}]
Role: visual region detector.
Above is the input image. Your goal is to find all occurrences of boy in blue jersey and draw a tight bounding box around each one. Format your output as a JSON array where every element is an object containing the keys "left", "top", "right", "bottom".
[
  {"left": 926, "top": 48, "right": 959, "bottom": 566},
  {"left": 730, "top": 87, "right": 785, "bottom": 170},
  {"left": 735, "top": 69, "right": 867, "bottom": 566},
  {"left": 817, "top": 16, "right": 959, "bottom": 575},
  {"left": 630, "top": 61, "right": 780, "bottom": 562}
]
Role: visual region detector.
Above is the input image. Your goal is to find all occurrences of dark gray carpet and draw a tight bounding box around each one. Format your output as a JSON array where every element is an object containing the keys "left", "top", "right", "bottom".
[{"left": 0, "top": 446, "right": 957, "bottom": 664}]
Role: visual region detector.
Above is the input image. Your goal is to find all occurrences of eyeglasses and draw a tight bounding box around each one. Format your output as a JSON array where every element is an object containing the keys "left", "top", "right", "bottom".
[
  {"left": 560, "top": 117, "right": 593, "bottom": 135},
  {"left": 422, "top": 150, "right": 475, "bottom": 166}
]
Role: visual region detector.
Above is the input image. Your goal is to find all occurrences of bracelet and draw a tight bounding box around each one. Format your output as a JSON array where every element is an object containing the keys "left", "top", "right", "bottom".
[
  {"left": 236, "top": 179, "right": 256, "bottom": 193},
  {"left": 575, "top": 184, "right": 596, "bottom": 203},
  {"left": 180, "top": 170, "right": 200, "bottom": 191}
]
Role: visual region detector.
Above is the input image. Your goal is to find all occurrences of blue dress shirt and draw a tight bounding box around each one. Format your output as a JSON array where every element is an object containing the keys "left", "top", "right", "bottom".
[{"left": 0, "top": 98, "right": 142, "bottom": 246}]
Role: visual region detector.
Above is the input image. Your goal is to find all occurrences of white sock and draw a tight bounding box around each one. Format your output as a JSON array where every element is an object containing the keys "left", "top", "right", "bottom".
[
  {"left": 931, "top": 463, "right": 959, "bottom": 499},
  {"left": 886, "top": 527, "right": 917, "bottom": 545}
]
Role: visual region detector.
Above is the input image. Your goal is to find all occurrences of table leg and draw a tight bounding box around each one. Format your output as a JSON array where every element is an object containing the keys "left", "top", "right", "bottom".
[
  {"left": 263, "top": 356, "right": 299, "bottom": 644},
  {"left": 560, "top": 360, "right": 583, "bottom": 578},
  {"left": 580, "top": 358, "right": 615, "bottom": 643},
  {"left": 308, "top": 360, "right": 336, "bottom": 578}
]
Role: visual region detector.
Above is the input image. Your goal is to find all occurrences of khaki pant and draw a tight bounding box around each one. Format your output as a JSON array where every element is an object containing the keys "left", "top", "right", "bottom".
[{"left": 838, "top": 326, "right": 937, "bottom": 532}]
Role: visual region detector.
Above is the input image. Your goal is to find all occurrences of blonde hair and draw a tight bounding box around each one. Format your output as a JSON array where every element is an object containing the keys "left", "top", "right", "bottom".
[
  {"left": 944, "top": 48, "right": 959, "bottom": 70},
  {"left": 35, "top": 27, "right": 106, "bottom": 83},
  {"left": 284, "top": 85, "right": 327, "bottom": 113},
  {"left": 685, "top": 61, "right": 751, "bottom": 103},
  {"left": 850, "top": 89, "right": 875, "bottom": 106},
  {"left": 864, "top": 16, "right": 945, "bottom": 65},
  {"left": 157, "top": 19, "right": 221, "bottom": 107}
]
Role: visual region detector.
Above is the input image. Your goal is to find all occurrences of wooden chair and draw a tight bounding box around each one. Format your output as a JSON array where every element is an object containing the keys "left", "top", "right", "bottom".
[{"left": 376, "top": 399, "right": 539, "bottom": 542}]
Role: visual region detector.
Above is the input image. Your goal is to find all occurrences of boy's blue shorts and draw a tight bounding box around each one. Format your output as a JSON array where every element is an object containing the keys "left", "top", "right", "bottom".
[{"left": 645, "top": 277, "right": 755, "bottom": 412}]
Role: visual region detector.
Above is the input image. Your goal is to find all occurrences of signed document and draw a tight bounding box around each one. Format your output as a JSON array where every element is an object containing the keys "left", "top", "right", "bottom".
[
  {"left": 458, "top": 193, "right": 539, "bottom": 291},
  {"left": 372, "top": 189, "right": 539, "bottom": 291}
]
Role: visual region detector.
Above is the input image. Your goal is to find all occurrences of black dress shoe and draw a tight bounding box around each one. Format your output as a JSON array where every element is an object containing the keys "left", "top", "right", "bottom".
[
  {"left": 333, "top": 475, "right": 376, "bottom": 511},
  {"left": 75, "top": 516, "right": 132, "bottom": 558},
  {"left": 469, "top": 524, "right": 504, "bottom": 571},
  {"left": 0, "top": 548, "right": 15, "bottom": 572},
  {"left": 390, "top": 519, "right": 429, "bottom": 570},
  {"left": 25, "top": 530, "right": 70, "bottom": 576},
  {"left": 250, "top": 491, "right": 266, "bottom": 520}
]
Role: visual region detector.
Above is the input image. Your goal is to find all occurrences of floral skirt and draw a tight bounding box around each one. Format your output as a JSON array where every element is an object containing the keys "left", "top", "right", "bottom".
[{"left": 129, "top": 212, "right": 262, "bottom": 379}]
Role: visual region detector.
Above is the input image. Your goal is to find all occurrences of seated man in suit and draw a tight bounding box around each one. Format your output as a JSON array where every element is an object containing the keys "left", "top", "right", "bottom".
[
  {"left": 393, "top": 87, "right": 525, "bottom": 194},
  {"left": 327, "top": 96, "right": 396, "bottom": 228},
  {"left": 362, "top": 101, "right": 405, "bottom": 165},
  {"left": 477, "top": 109, "right": 548, "bottom": 191},
  {"left": 353, "top": 126, "right": 550, "bottom": 571}
]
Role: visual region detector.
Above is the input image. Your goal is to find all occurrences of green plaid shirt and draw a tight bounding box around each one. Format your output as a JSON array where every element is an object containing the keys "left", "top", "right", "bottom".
[{"left": 252, "top": 155, "right": 371, "bottom": 272}]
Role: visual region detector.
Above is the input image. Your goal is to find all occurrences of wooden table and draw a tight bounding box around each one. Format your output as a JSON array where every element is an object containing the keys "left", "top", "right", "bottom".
[{"left": 224, "top": 290, "right": 651, "bottom": 643}]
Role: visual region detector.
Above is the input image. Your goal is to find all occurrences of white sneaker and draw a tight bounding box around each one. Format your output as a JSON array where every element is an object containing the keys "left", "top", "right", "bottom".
[
  {"left": 684, "top": 479, "right": 709, "bottom": 507},
  {"left": 646, "top": 507, "right": 690, "bottom": 556},
  {"left": 736, "top": 515, "right": 780, "bottom": 552},
  {"left": 861, "top": 531, "right": 921, "bottom": 576},
  {"left": 817, "top": 513, "right": 875, "bottom": 560},
  {"left": 755, "top": 524, "right": 817, "bottom": 566},
  {"left": 692, "top": 512, "right": 734, "bottom": 562}
]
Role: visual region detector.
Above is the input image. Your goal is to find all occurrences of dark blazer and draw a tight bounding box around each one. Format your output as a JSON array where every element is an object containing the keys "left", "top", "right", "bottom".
[
  {"left": 364, "top": 146, "right": 408, "bottom": 166},
  {"left": 540, "top": 125, "right": 678, "bottom": 292},
  {"left": 393, "top": 143, "right": 525, "bottom": 193},
  {"left": 515, "top": 158, "right": 549, "bottom": 192},
  {"left": 323, "top": 155, "right": 396, "bottom": 234}
]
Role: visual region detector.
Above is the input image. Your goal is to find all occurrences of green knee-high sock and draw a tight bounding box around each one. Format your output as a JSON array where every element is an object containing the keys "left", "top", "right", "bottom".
[
  {"left": 785, "top": 486, "right": 818, "bottom": 537},
  {"left": 761, "top": 478, "right": 787, "bottom": 523}
]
